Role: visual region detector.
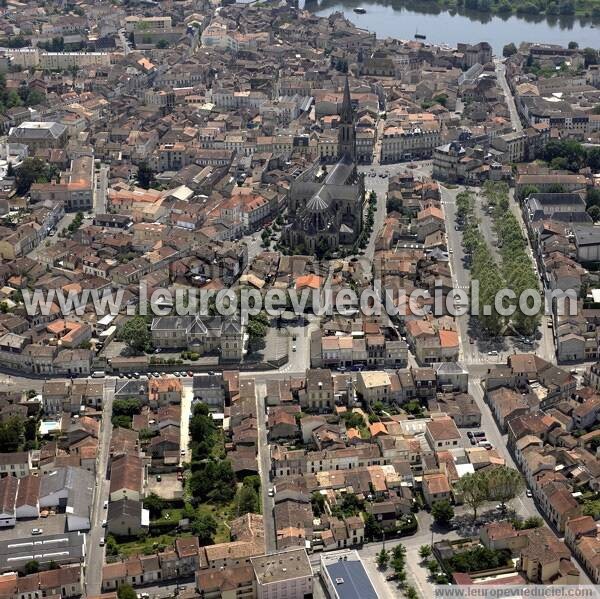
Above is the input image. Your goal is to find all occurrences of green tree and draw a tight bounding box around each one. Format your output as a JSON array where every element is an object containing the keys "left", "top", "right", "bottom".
[
  {"left": 137, "top": 161, "right": 155, "bottom": 189},
  {"left": 406, "top": 586, "right": 419, "bottom": 599},
  {"left": 518, "top": 185, "right": 540, "bottom": 200},
  {"left": 0, "top": 416, "right": 25, "bottom": 452},
  {"left": 455, "top": 472, "right": 488, "bottom": 520},
  {"left": 6, "top": 89, "right": 22, "bottom": 108},
  {"left": 503, "top": 42, "right": 517, "bottom": 57},
  {"left": 189, "top": 459, "right": 236, "bottom": 504},
  {"left": 247, "top": 314, "right": 268, "bottom": 353},
  {"left": 311, "top": 491, "right": 326, "bottom": 516},
  {"left": 568, "top": 41, "right": 578, "bottom": 49},
  {"left": 364, "top": 512, "right": 380, "bottom": 541},
  {"left": 189, "top": 402, "right": 217, "bottom": 460},
  {"left": 235, "top": 484, "right": 259, "bottom": 515},
  {"left": 588, "top": 206, "right": 600, "bottom": 222},
  {"left": 119, "top": 316, "right": 151, "bottom": 353},
  {"left": 25, "top": 88, "right": 45, "bottom": 106},
  {"left": 117, "top": 584, "right": 137, "bottom": 599},
  {"left": 24, "top": 560, "right": 39, "bottom": 575},
  {"left": 419, "top": 544, "right": 432, "bottom": 560},
  {"left": 112, "top": 398, "right": 143, "bottom": 417},
  {"left": 143, "top": 492, "right": 166, "bottom": 519},
  {"left": 111, "top": 414, "right": 132, "bottom": 429},
  {"left": 583, "top": 47, "right": 599, "bottom": 67},
  {"left": 426, "top": 559, "right": 439, "bottom": 576},
  {"left": 485, "top": 466, "right": 525, "bottom": 509},
  {"left": 390, "top": 543, "right": 407, "bottom": 576},
  {"left": 15, "top": 157, "right": 56, "bottom": 195},
  {"left": 431, "top": 499, "right": 454, "bottom": 525},
  {"left": 376, "top": 548, "right": 389, "bottom": 569},
  {"left": 191, "top": 512, "right": 218, "bottom": 545}
]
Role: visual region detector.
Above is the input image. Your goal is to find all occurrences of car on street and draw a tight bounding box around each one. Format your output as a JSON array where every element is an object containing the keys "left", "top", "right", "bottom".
[
  {"left": 268, "top": 488, "right": 275, "bottom": 497},
  {"left": 526, "top": 489, "right": 533, "bottom": 498},
  {"left": 488, "top": 350, "right": 498, "bottom": 356},
  {"left": 102, "top": 519, "right": 107, "bottom": 527},
  {"left": 292, "top": 344, "right": 297, "bottom": 352},
  {"left": 156, "top": 475, "right": 161, "bottom": 482},
  {"left": 31, "top": 528, "right": 43, "bottom": 535},
  {"left": 103, "top": 500, "right": 108, "bottom": 509},
  {"left": 99, "top": 537, "right": 105, "bottom": 546}
]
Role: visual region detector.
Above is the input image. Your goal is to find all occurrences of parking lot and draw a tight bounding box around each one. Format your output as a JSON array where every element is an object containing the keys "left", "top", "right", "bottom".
[
  {"left": 145, "top": 472, "right": 183, "bottom": 500},
  {"left": 0, "top": 513, "right": 67, "bottom": 542},
  {"left": 458, "top": 426, "right": 494, "bottom": 451}
]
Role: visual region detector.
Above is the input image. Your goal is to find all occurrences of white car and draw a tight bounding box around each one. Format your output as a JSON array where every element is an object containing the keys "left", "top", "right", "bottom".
[
  {"left": 101, "top": 519, "right": 107, "bottom": 528},
  {"left": 103, "top": 500, "right": 108, "bottom": 509},
  {"left": 31, "top": 528, "right": 43, "bottom": 535},
  {"left": 268, "top": 488, "right": 275, "bottom": 497},
  {"left": 99, "top": 537, "right": 105, "bottom": 547}
]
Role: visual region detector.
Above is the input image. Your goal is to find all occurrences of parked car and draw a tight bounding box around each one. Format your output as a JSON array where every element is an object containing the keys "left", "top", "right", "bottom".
[
  {"left": 526, "top": 489, "right": 533, "bottom": 498},
  {"left": 101, "top": 519, "right": 107, "bottom": 528},
  {"left": 268, "top": 488, "right": 275, "bottom": 497},
  {"left": 31, "top": 528, "right": 43, "bottom": 535},
  {"left": 103, "top": 500, "right": 108, "bottom": 509},
  {"left": 99, "top": 537, "right": 105, "bottom": 547}
]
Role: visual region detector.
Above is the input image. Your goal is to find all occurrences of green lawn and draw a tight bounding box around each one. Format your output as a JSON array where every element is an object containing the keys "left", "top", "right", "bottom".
[{"left": 115, "top": 532, "right": 193, "bottom": 557}]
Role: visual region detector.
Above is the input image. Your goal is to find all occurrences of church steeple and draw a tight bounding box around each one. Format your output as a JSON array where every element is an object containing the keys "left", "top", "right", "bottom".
[{"left": 338, "top": 76, "right": 356, "bottom": 162}]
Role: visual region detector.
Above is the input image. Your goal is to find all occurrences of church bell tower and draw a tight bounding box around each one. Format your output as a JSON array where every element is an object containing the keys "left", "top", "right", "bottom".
[{"left": 338, "top": 76, "right": 356, "bottom": 162}]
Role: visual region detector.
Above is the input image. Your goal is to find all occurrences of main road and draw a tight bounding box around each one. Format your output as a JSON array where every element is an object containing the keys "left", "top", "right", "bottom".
[{"left": 85, "top": 378, "right": 116, "bottom": 597}]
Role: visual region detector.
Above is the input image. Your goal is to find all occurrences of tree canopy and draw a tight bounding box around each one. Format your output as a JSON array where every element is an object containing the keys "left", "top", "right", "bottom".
[{"left": 119, "top": 316, "right": 152, "bottom": 353}]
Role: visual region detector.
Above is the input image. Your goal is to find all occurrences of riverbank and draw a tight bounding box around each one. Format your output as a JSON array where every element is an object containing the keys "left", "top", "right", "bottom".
[{"left": 305, "top": 0, "right": 600, "bottom": 53}]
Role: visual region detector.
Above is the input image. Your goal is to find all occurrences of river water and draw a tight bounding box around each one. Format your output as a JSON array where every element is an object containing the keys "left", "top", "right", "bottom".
[{"left": 303, "top": 0, "right": 599, "bottom": 53}]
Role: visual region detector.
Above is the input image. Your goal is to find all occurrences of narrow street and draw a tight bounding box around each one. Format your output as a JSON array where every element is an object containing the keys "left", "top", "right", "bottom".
[
  {"left": 254, "top": 381, "right": 276, "bottom": 553},
  {"left": 180, "top": 379, "right": 193, "bottom": 464},
  {"left": 495, "top": 59, "right": 522, "bottom": 133},
  {"left": 85, "top": 377, "right": 116, "bottom": 597},
  {"left": 95, "top": 164, "right": 109, "bottom": 215}
]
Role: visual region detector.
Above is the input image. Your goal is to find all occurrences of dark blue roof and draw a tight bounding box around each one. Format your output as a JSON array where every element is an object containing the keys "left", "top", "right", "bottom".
[{"left": 324, "top": 558, "right": 378, "bottom": 599}]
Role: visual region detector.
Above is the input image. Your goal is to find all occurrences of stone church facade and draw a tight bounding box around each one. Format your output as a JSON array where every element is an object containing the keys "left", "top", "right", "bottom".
[{"left": 283, "top": 78, "right": 365, "bottom": 256}]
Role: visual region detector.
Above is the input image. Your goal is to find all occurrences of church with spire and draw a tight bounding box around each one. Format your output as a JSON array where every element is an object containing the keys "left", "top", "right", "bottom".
[{"left": 283, "top": 77, "right": 365, "bottom": 257}]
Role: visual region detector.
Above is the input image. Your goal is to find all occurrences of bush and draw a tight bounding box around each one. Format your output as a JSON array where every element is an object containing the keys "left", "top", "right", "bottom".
[{"left": 446, "top": 546, "right": 511, "bottom": 573}]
